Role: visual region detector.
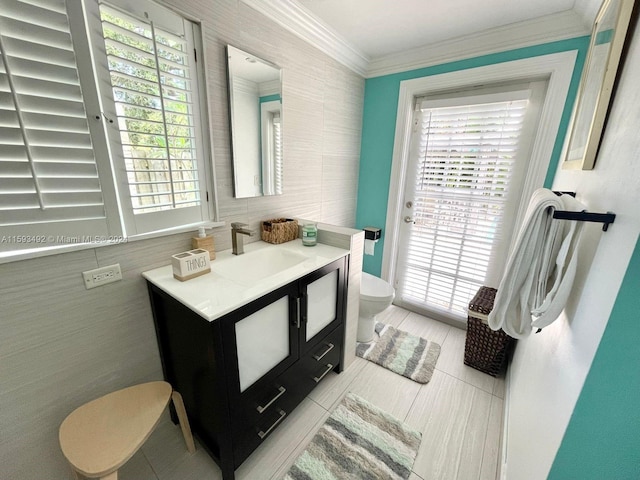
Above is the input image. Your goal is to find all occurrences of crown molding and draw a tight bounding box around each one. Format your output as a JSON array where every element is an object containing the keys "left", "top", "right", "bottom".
[
  {"left": 366, "top": 11, "right": 590, "bottom": 78},
  {"left": 240, "top": 0, "right": 369, "bottom": 76},
  {"left": 572, "top": 0, "right": 603, "bottom": 28},
  {"left": 240, "top": 2, "right": 590, "bottom": 80}
]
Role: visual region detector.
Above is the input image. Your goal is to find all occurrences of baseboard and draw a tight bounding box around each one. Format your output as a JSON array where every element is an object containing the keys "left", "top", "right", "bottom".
[
  {"left": 392, "top": 300, "right": 467, "bottom": 330},
  {"left": 498, "top": 363, "right": 511, "bottom": 479}
]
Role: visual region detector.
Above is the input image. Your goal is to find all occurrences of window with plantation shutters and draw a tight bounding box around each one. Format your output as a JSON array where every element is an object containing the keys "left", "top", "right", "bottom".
[
  {"left": 0, "top": 0, "right": 115, "bottom": 251},
  {"left": 90, "top": 0, "right": 212, "bottom": 235},
  {"left": 396, "top": 84, "right": 542, "bottom": 319},
  {"left": 260, "top": 100, "right": 282, "bottom": 196},
  {"left": 273, "top": 113, "right": 282, "bottom": 195},
  {"left": 0, "top": 0, "right": 216, "bottom": 259}
]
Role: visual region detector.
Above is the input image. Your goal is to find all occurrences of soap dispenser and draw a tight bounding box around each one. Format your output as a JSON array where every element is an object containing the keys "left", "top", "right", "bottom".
[{"left": 192, "top": 227, "right": 215, "bottom": 260}]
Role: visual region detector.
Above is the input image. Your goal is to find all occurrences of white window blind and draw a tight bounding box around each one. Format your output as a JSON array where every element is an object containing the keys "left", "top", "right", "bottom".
[
  {"left": 400, "top": 91, "right": 530, "bottom": 317},
  {"left": 0, "top": 0, "right": 110, "bottom": 246},
  {"left": 92, "top": 0, "right": 211, "bottom": 235}
]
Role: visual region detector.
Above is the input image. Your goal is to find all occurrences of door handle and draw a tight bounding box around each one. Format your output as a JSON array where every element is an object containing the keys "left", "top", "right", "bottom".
[
  {"left": 404, "top": 216, "right": 415, "bottom": 224},
  {"left": 294, "top": 297, "right": 300, "bottom": 328},
  {"left": 300, "top": 292, "right": 307, "bottom": 326}
]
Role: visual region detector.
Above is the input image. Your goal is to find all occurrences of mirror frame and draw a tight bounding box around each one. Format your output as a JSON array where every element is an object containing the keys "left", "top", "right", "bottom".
[
  {"left": 226, "top": 45, "right": 283, "bottom": 197},
  {"left": 562, "top": 0, "right": 635, "bottom": 170}
]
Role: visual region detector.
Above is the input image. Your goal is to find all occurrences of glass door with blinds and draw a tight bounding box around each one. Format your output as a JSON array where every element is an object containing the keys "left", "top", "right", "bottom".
[{"left": 394, "top": 81, "right": 546, "bottom": 322}]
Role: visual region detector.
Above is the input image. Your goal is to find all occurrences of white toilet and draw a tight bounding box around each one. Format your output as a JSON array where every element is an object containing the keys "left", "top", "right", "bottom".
[{"left": 357, "top": 272, "right": 396, "bottom": 343}]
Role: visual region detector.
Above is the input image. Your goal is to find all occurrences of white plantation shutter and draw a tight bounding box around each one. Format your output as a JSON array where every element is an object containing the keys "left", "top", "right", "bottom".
[
  {"left": 93, "top": 0, "right": 210, "bottom": 235},
  {"left": 259, "top": 101, "right": 282, "bottom": 196},
  {"left": 0, "top": 0, "right": 215, "bottom": 259},
  {"left": 400, "top": 90, "right": 530, "bottom": 317},
  {"left": 0, "top": 0, "right": 112, "bottom": 248},
  {"left": 273, "top": 113, "right": 282, "bottom": 194}
]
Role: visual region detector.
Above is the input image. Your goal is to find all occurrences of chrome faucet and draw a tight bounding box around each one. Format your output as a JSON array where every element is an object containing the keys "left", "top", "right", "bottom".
[{"left": 231, "top": 222, "right": 254, "bottom": 255}]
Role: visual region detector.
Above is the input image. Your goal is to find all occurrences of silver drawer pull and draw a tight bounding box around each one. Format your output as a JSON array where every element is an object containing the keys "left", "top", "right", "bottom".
[
  {"left": 313, "top": 363, "right": 334, "bottom": 383},
  {"left": 256, "top": 386, "right": 286, "bottom": 414},
  {"left": 313, "top": 342, "right": 335, "bottom": 361},
  {"left": 257, "top": 409, "right": 286, "bottom": 439}
]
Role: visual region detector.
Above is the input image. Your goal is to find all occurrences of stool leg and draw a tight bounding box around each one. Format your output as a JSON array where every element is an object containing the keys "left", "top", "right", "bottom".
[
  {"left": 171, "top": 390, "right": 196, "bottom": 454},
  {"left": 100, "top": 472, "right": 117, "bottom": 480}
]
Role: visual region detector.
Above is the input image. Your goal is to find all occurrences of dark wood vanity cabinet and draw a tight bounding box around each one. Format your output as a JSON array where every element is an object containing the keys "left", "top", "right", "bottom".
[{"left": 147, "top": 256, "right": 348, "bottom": 480}]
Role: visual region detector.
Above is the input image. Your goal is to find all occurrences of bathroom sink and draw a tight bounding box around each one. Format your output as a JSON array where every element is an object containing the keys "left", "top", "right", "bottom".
[{"left": 211, "top": 247, "right": 308, "bottom": 284}]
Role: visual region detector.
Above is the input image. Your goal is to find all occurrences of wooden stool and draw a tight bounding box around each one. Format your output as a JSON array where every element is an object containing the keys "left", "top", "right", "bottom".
[{"left": 59, "top": 381, "right": 195, "bottom": 480}]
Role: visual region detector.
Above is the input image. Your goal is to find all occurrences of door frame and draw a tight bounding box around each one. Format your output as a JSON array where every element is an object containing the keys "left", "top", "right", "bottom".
[{"left": 381, "top": 51, "right": 578, "bottom": 288}]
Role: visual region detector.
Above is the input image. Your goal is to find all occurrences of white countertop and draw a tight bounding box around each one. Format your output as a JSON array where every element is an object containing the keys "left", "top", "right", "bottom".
[{"left": 142, "top": 239, "right": 349, "bottom": 322}]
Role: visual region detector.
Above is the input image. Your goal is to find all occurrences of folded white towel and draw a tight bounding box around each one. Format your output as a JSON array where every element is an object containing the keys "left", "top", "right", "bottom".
[
  {"left": 531, "top": 194, "right": 585, "bottom": 329},
  {"left": 488, "top": 189, "right": 583, "bottom": 338}
]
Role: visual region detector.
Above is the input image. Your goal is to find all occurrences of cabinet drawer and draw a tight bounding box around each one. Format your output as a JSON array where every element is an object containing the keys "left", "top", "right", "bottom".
[
  {"left": 230, "top": 367, "right": 299, "bottom": 438},
  {"left": 234, "top": 379, "right": 291, "bottom": 425},
  {"left": 232, "top": 402, "right": 291, "bottom": 467},
  {"left": 294, "top": 325, "right": 343, "bottom": 399},
  {"left": 231, "top": 376, "right": 299, "bottom": 467},
  {"left": 307, "top": 328, "right": 342, "bottom": 366}
]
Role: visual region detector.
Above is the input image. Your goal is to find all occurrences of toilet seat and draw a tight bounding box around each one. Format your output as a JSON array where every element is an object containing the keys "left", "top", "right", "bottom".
[{"left": 361, "top": 272, "right": 395, "bottom": 302}]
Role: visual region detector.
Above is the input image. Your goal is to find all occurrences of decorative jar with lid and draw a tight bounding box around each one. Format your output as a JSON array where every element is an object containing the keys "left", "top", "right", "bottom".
[{"left": 302, "top": 223, "right": 317, "bottom": 246}]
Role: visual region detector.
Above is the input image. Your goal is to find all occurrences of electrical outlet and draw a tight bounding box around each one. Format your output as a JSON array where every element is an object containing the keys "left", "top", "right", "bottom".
[{"left": 82, "top": 264, "right": 122, "bottom": 289}]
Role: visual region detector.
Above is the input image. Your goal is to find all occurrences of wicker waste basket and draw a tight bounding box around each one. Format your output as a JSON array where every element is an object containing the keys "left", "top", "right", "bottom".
[{"left": 464, "top": 286, "right": 515, "bottom": 377}]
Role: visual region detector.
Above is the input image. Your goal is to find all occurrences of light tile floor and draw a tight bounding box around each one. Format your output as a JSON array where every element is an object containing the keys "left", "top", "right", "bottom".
[{"left": 116, "top": 306, "right": 504, "bottom": 480}]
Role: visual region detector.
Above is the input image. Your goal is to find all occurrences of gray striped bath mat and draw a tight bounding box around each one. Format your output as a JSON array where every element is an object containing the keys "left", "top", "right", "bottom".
[
  {"left": 283, "top": 393, "right": 421, "bottom": 480},
  {"left": 356, "top": 322, "right": 441, "bottom": 384}
]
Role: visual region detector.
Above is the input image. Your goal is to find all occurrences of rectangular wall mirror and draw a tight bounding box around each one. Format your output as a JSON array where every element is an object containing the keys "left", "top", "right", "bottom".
[{"left": 226, "top": 45, "right": 283, "bottom": 198}]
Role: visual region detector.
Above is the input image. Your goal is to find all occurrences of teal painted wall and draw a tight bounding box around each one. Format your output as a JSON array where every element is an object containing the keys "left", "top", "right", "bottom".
[
  {"left": 355, "top": 37, "right": 590, "bottom": 276},
  {"left": 548, "top": 233, "right": 640, "bottom": 478},
  {"left": 259, "top": 93, "right": 282, "bottom": 103}
]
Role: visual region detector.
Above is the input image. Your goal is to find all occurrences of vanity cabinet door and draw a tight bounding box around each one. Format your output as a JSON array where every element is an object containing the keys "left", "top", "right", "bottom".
[
  {"left": 221, "top": 282, "right": 299, "bottom": 398},
  {"left": 221, "top": 282, "right": 299, "bottom": 466},
  {"left": 299, "top": 257, "right": 346, "bottom": 355}
]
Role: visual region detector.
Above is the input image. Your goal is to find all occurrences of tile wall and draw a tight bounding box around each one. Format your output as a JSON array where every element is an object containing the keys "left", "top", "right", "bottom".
[{"left": 0, "top": 1, "right": 364, "bottom": 478}]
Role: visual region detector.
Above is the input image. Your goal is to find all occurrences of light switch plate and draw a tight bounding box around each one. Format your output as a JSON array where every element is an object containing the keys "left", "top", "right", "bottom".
[{"left": 82, "top": 264, "right": 122, "bottom": 289}]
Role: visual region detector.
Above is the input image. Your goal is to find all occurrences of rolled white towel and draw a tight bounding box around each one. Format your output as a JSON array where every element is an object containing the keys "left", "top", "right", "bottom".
[
  {"left": 488, "top": 188, "right": 565, "bottom": 338},
  {"left": 531, "top": 194, "right": 586, "bottom": 329}
]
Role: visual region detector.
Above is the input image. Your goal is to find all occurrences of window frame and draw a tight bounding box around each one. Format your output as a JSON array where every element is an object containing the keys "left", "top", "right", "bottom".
[{"left": 83, "top": 0, "right": 218, "bottom": 238}]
